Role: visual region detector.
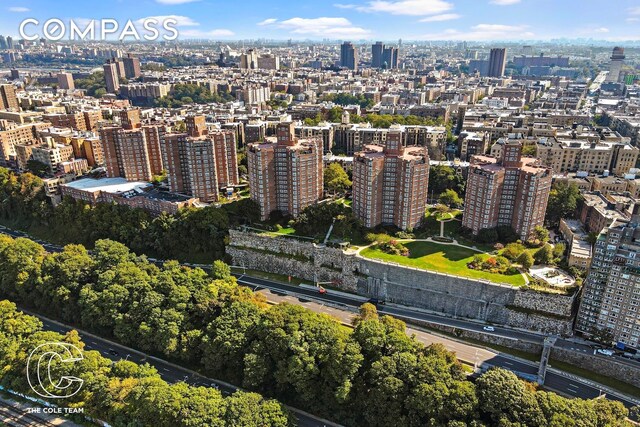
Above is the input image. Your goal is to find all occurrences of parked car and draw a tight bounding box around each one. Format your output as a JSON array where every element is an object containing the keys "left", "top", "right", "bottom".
[
  {"left": 596, "top": 349, "right": 614, "bottom": 356},
  {"left": 483, "top": 326, "right": 495, "bottom": 332}
]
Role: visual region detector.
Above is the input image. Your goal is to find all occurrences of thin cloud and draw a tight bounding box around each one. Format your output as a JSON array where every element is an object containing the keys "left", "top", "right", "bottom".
[
  {"left": 594, "top": 27, "right": 609, "bottom": 33},
  {"left": 8, "top": 6, "right": 30, "bottom": 12},
  {"left": 629, "top": 6, "right": 640, "bottom": 15},
  {"left": 258, "top": 17, "right": 371, "bottom": 38},
  {"left": 490, "top": 0, "right": 521, "bottom": 5},
  {"left": 258, "top": 18, "right": 278, "bottom": 26},
  {"left": 418, "top": 24, "right": 534, "bottom": 41},
  {"left": 135, "top": 15, "right": 200, "bottom": 26},
  {"left": 419, "top": 13, "right": 461, "bottom": 22},
  {"left": 339, "top": 0, "right": 453, "bottom": 16}
]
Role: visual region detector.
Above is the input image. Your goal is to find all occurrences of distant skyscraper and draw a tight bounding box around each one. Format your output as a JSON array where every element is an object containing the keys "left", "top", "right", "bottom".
[
  {"left": 340, "top": 42, "right": 358, "bottom": 71},
  {"left": 487, "top": 48, "right": 507, "bottom": 77},
  {"left": 371, "top": 42, "right": 384, "bottom": 68},
  {"left": 103, "top": 60, "right": 120, "bottom": 93},
  {"left": 607, "top": 47, "right": 625, "bottom": 83},
  {"left": 6, "top": 36, "right": 13, "bottom": 50},
  {"left": 240, "top": 49, "right": 258, "bottom": 70},
  {"left": 383, "top": 46, "right": 399, "bottom": 69},
  {"left": 122, "top": 54, "right": 141, "bottom": 79},
  {"left": 0, "top": 36, "right": 6, "bottom": 50}
]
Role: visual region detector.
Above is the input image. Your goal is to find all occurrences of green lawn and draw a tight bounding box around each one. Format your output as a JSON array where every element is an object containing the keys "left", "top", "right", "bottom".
[{"left": 360, "top": 241, "right": 525, "bottom": 286}]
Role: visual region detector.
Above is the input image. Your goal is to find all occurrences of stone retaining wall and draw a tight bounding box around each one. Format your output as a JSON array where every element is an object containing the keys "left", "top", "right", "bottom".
[{"left": 228, "top": 230, "right": 576, "bottom": 334}]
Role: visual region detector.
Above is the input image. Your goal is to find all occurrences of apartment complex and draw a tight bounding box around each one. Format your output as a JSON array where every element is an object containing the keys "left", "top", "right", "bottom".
[
  {"left": 100, "top": 109, "right": 165, "bottom": 181},
  {"left": 162, "top": 115, "right": 239, "bottom": 202},
  {"left": 576, "top": 216, "right": 640, "bottom": 349},
  {"left": 248, "top": 122, "right": 323, "bottom": 220},
  {"left": 463, "top": 142, "right": 552, "bottom": 240},
  {"left": 44, "top": 111, "right": 102, "bottom": 132},
  {"left": 352, "top": 132, "right": 430, "bottom": 230},
  {"left": 536, "top": 138, "right": 639, "bottom": 176}
]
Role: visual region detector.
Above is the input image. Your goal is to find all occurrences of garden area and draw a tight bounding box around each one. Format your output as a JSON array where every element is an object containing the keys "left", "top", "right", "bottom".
[{"left": 360, "top": 240, "right": 526, "bottom": 286}]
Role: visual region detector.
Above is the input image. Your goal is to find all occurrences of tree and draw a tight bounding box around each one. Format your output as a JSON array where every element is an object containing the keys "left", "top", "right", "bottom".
[
  {"left": 517, "top": 251, "right": 534, "bottom": 270},
  {"left": 532, "top": 226, "right": 550, "bottom": 245},
  {"left": 534, "top": 244, "right": 554, "bottom": 265},
  {"left": 211, "top": 260, "right": 231, "bottom": 280},
  {"left": 352, "top": 302, "right": 378, "bottom": 326},
  {"left": 324, "top": 163, "right": 352, "bottom": 195},
  {"left": 438, "top": 189, "right": 463, "bottom": 208},
  {"left": 552, "top": 243, "right": 566, "bottom": 260},
  {"left": 429, "top": 165, "right": 465, "bottom": 197},
  {"left": 503, "top": 243, "right": 525, "bottom": 261},
  {"left": 476, "top": 228, "right": 498, "bottom": 244},
  {"left": 26, "top": 160, "right": 50, "bottom": 177},
  {"left": 546, "top": 183, "right": 583, "bottom": 227},
  {"left": 475, "top": 368, "right": 545, "bottom": 426}
]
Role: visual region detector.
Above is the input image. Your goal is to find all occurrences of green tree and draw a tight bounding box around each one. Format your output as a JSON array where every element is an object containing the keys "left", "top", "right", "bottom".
[
  {"left": 26, "top": 160, "right": 50, "bottom": 177},
  {"left": 502, "top": 243, "right": 525, "bottom": 261},
  {"left": 532, "top": 226, "right": 550, "bottom": 245},
  {"left": 212, "top": 260, "right": 232, "bottom": 280},
  {"left": 534, "top": 244, "right": 554, "bottom": 265},
  {"left": 517, "top": 251, "right": 534, "bottom": 270},
  {"left": 324, "top": 163, "right": 352, "bottom": 195},
  {"left": 476, "top": 368, "right": 546, "bottom": 426},
  {"left": 429, "top": 165, "right": 465, "bottom": 197},
  {"left": 438, "top": 189, "right": 463, "bottom": 208},
  {"left": 546, "top": 183, "right": 583, "bottom": 227}
]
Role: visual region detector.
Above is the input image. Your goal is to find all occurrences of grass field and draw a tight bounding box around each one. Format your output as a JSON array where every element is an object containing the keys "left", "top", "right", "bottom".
[{"left": 360, "top": 241, "right": 525, "bottom": 286}]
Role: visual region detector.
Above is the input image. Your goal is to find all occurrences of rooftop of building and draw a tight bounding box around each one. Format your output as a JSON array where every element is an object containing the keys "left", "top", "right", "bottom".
[{"left": 62, "top": 177, "right": 152, "bottom": 194}]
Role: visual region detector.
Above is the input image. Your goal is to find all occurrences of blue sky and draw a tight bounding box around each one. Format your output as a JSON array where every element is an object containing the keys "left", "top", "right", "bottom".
[{"left": 2, "top": 0, "right": 640, "bottom": 41}]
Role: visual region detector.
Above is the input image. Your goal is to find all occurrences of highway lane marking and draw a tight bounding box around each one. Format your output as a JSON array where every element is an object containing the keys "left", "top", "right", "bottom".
[
  {"left": 163, "top": 368, "right": 170, "bottom": 372},
  {"left": 91, "top": 341, "right": 98, "bottom": 345},
  {"left": 503, "top": 361, "right": 514, "bottom": 366}
]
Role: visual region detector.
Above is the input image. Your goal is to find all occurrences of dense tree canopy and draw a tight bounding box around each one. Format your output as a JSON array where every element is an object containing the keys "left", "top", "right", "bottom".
[
  {"left": 155, "top": 83, "right": 234, "bottom": 108},
  {"left": 429, "top": 165, "right": 465, "bottom": 198},
  {"left": 0, "top": 235, "right": 631, "bottom": 427},
  {"left": 0, "top": 300, "right": 290, "bottom": 427},
  {"left": 546, "top": 182, "right": 583, "bottom": 227}
]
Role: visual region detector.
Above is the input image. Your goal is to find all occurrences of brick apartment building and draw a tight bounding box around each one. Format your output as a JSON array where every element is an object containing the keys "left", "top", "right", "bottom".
[
  {"left": 100, "top": 109, "right": 165, "bottom": 181},
  {"left": 162, "top": 115, "right": 238, "bottom": 203},
  {"left": 248, "top": 122, "right": 323, "bottom": 220},
  {"left": 576, "top": 214, "right": 640, "bottom": 349},
  {"left": 352, "top": 131, "right": 430, "bottom": 230},
  {"left": 463, "top": 142, "right": 552, "bottom": 240}
]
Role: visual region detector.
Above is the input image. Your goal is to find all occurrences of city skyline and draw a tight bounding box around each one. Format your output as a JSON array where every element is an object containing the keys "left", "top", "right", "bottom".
[{"left": 1, "top": 0, "right": 640, "bottom": 42}]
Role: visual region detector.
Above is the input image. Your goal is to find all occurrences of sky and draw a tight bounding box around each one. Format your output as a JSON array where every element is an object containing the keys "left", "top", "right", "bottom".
[{"left": 1, "top": 0, "right": 640, "bottom": 42}]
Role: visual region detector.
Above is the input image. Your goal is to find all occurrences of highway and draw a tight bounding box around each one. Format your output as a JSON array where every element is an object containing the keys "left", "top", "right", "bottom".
[
  {"left": 237, "top": 275, "right": 640, "bottom": 408},
  {"left": 1, "top": 226, "right": 639, "bottom": 411}
]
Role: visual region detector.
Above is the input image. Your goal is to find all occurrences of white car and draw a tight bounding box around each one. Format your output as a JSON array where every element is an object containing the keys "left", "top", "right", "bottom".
[
  {"left": 596, "top": 349, "right": 614, "bottom": 356},
  {"left": 483, "top": 326, "right": 495, "bottom": 332}
]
